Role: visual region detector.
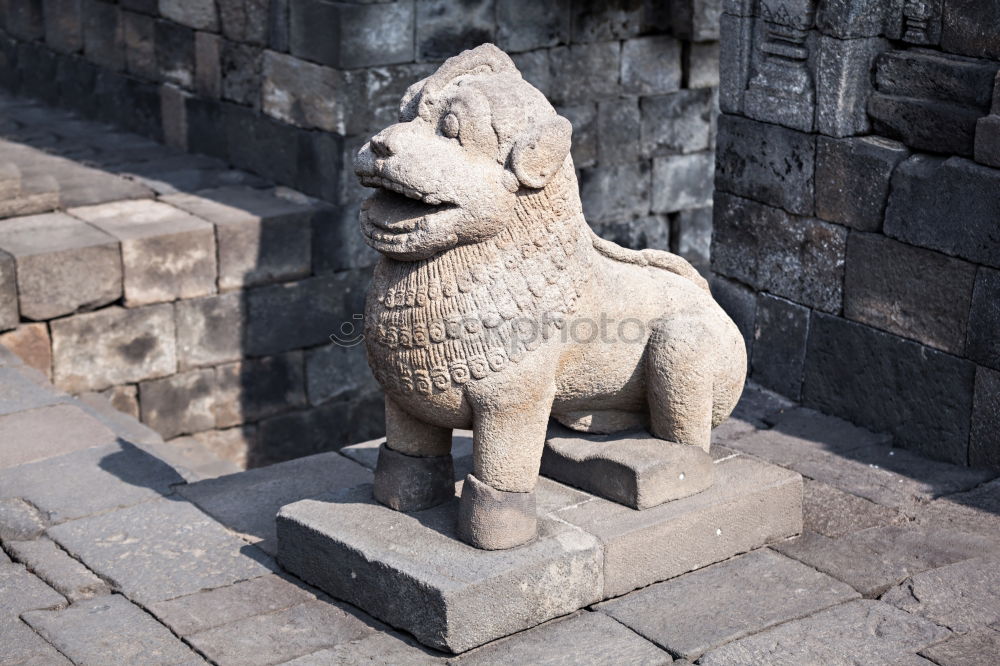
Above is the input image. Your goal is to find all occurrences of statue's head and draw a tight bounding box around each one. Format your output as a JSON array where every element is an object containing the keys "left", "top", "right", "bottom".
[{"left": 354, "top": 44, "right": 573, "bottom": 261}]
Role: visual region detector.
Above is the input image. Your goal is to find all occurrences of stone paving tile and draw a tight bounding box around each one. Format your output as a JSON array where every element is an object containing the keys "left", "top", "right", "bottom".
[
  {"left": 0, "top": 402, "right": 120, "bottom": 470},
  {"left": 0, "top": 564, "right": 66, "bottom": 618},
  {"left": 340, "top": 431, "right": 475, "bottom": 471},
  {"left": 0, "top": 547, "right": 9, "bottom": 565},
  {"left": 729, "top": 381, "right": 795, "bottom": 426},
  {"left": 920, "top": 624, "right": 1000, "bottom": 666},
  {"left": 284, "top": 631, "right": 447, "bottom": 665},
  {"left": 177, "top": 451, "right": 373, "bottom": 555},
  {"left": 7, "top": 538, "right": 109, "bottom": 602},
  {"left": 774, "top": 524, "right": 997, "bottom": 597},
  {"left": 914, "top": 477, "right": 1000, "bottom": 535},
  {"left": 882, "top": 555, "right": 1000, "bottom": 634},
  {"left": 802, "top": 478, "right": 905, "bottom": 537},
  {"left": 148, "top": 574, "right": 315, "bottom": 636},
  {"left": 48, "top": 498, "right": 273, "bottom": 605},
  {"left": 0, "top": 441, "right": 185, "bottom": 524},
  {"left": 0, "top": 366, "right": 62, "bottom": 416},
  {"left": 596, "top": 549, "right": 859, "bottom": 660},
  {"left": 698, "top": 599, "right": 951, "bottom": 666},
  {"left": 450, "top": 611, "right": 671, "bottom": 665},
  {"left": 0, "top": 497, "right": 46, "bottom": 540},
  {"left": 186, "top": 598, "right": 375, "bottom": 666},
  {"left": 22, "top": 594, "right": 204, "bottom": 665},
  {"left": 0, "top": 617, "right": 73, "bottom": 665}
]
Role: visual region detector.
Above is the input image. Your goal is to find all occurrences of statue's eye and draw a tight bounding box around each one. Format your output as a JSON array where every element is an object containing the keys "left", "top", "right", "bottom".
[{"left": 441, "top": 113, "right": 460, "bottom": 139}]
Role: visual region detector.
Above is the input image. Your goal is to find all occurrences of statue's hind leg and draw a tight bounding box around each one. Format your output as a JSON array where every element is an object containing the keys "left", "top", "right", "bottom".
[
  {"left": 373, "top": 396, "right": 454, "bottom": 512},
  {"left": 645, "top": 314, "right": 719, "bottom": 452}
]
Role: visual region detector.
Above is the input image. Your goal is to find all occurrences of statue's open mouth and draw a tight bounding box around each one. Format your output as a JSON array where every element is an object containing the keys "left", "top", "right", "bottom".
[{"left": 359, "top": 175, "right": 457, "bottom": 246}]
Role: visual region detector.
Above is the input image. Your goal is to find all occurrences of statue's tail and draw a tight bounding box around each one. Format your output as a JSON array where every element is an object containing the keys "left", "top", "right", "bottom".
[{"left": 589, "top": 228, "right": 710, "bottom": 293}]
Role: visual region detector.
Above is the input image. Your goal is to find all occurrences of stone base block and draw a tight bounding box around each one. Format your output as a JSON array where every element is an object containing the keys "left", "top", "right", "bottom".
[
  {"left": 277, "top": 453, "right": 803, "bottom": 653},
  {"left": 542, "top": 424, "right": 714, "bottom": 509}
]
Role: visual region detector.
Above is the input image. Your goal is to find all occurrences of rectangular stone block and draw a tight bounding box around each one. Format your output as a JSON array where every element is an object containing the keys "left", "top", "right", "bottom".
[
  {"left": 570, "top": 0, "right": 651, "bottom": 42},
  {"left": 0, "top": 212, "right": 121, "bottom": 320},
  {"left": 712, "top": 193, "right": 846, "bottom": 313},
  {"left": 751, "top": 293, "right": 809, "bottom": 400},
  {"left": 709, "top": 275, "right": 757, "bottom": 354},
  {"left": 718, "top": 14, "right": 753, "bottom": 114},
  {"left": 557, "top": 454, "right": 801, "bottom": 599},
  {"left": 640, "top": 88, "right": 714, "bottom": 156},
  {"left": 51, "top": 304, "right": 176, "bottom": 393},
  {"left": 495, "top": 0, "right": 570, "bottom": 53},
  {"left": 688, "top": 41, "right": 720, "bottom": 89},
  {"left": 940, "top": 0, "right": 1000, "bottom": 60},
  {"left": 868, "top": 92, "right": 983, "bottom": 157},
  {"left": 976, "top": 114, "right": 1000, "bottom": 168},
  {"left": 43, "top": 0, "right": 84, "bottom": 54},
  {"left": 970, "top": 366, "right": 1000, "bottom": 471},
  {"left": 597, "top": 549, "right": 858, "bottom": 660},
  {"left": 194, "top": 30, "right": 221, "bottom": 98},
  {"left": 968, "top": 268, "right": 1000, "bottom": 372},
  {"left": 874, "top": 48, "right": 999, "bottom": 110},
  {"left": 672, "top": 0, "right": 723, "bottom": 41},
  {"left": 139, "top": 368, "right": 216, "bottom": 439},
  {"left": 815, "top": 135, "right": 909, "bottom": 231},
  {"left": 4, "top": 0, "right": 46, "bottom": 40},
  {"left": 816, "top": 0, "right": 887, "bottom": 37},
  {"left": 254, "top": 396, "right": 383, "bottom": 466},
  {"left": 675, "top": 206, "right": 712, "bottom": 267},
  {"left": 0, "top": 249, "right": 16, "bottom": 331},
  {"left": 815, "top": 34, "right": 888, "bottom": 137},
  {"left": 715, "top": 113, "right": 815, "bottom": 215},
  {"left": 844, "top": 232, "right": 976, "bottom": 355},
  {"left": 415, "top": 0, "right": 494, "bottom": 62},
  {"left": 802, "top": 312, "right": 975, "bottom": 465},
  {"left": 218, "top": 0, "right": 269, "bottom": 44},
  {"left": 278, "top": 483, "right": 604, "bottom": 654},
  {"left": 69, "top": 200, "right": 217, "bottom": 306},
  {"left": 578, "top": 161, "right": 651, "bottom": 224},
  {"left": 23, "top": 594, "right": 203, "bottom": 664},
  {"left": 596, "top": 98, "right": 640, "bottom": 165},
  {"left": 651, "top": 152, "right": 713, "bottom": 214},
  {"left": 621, "top": 36, "right": 681, "bottom": 96},
  {"left": 159, "top": 0, "right": 217, "bottom": 31},
  {"left": 6, "top": 538, "right": 109, "bottom": 602},
  {"left": 155, "top": 18, "right": 195, "bottom": 88},
  {"left": 548, "top": 42, "right": 620, "bottom": 106},
  {"left": 884, "top": 155, "right": 1000, "bottom": 269},
  {"left": 174, "top": 292, "right": 245, "bottom": 370},
  {"left": 305, "top": 342, "right": 376, "bottom": 406},
  {"left": 162, "top": 186, "right": 312, "bottom": 290},
  {"left": 261, "top": 51, "right": 343, "bottom": 133},
  {"left": 742, "top": 21, "right": 817, "bottom": 133},
  {"left": 213, "top": 351, "right": 307, "bottom": 427},
  {"left": 82, "top": 0, "right": 124, "bottom": 71},
  {"left": 884, "top": 0, "right": 942, "bottom": 45},
  {"left": 122, "top": 9, "right": 157, "bottom": 79},
  {"left": 290, "top": 0, "right": 413, "bottom": 68},
  {"left": 0, "top": 402, "right": 117, "bottom": 470},
  {"left": 0, "top": 565, "right": 66, "bottom": 617},
  {"left": 219, "top": 40, "right": 261, "bottom": 108}
]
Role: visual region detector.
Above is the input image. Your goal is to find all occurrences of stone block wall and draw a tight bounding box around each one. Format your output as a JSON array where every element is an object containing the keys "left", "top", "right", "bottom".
[
  {"left": 0, "top": 0, "right": 724, "bottom": 268},
  {"left": 712, "top": 0, "right": 1000, "bottom": 470}
]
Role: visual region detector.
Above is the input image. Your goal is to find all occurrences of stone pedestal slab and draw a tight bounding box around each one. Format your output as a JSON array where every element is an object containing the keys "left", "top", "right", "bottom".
[{"left": 277, "top": 452, "right": 802, "bottom": 653}]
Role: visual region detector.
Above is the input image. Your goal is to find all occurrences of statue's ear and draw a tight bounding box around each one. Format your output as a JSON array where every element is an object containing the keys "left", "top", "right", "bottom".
[{"left": 510, "top": 116, "right": 572, "bottom": 189}]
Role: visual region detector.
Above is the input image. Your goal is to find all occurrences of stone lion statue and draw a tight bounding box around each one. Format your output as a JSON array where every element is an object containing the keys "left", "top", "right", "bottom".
[{"left": 354, "top": 44, "right": 747, "bottom": 550}]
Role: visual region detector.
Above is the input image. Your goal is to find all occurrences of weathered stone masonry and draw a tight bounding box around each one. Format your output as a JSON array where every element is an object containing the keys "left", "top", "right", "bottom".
[
  {"left": 711, "top": 0, "right": 1000, "bottom": 469},
  {"left": 0, "top": 1, "right": 724, "bottom": 460}
]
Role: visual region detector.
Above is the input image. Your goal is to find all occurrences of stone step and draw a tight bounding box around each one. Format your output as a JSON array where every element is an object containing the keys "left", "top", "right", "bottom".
[
  {"left": 0, "top": 162, "right": 21, "bottom": 200},
  {"left": 0, "top": 173, "right": 59, "bottom": 219}
]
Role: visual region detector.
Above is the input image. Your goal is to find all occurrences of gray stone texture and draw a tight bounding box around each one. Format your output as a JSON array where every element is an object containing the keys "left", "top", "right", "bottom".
[
  {"left": 672, "top": 0, "right": 722, "bottom": 41},
  {"left": 802, "top": 479, "right": 903, "bottom": 538},
  {"left": 159, "top": 0, "right": 217, "bottom": 31},
  {"left": 415, "top": 0, "right": 495, "bottom": 62},
  {"left": 148, "top": 574, "right": 314, "bottom": 636},
  {"left": 921, "top": 626, "right": 1000, "bottom": 666},
  {"left": 815, "top": 35, "right": 888, "bottom": 137},
  {"left": 710, "top": 275, "right": 757, "bottom": 353},
  {"left": 548, "top": 42, "right": 620, "bottom": 105},
  {"left": 0, "top": 497, "right": 46, "bottom": 541},
  {"left": 0, "top": 365, "right": 62, "bottom": 416},
  {"left": 0, "top": 615, "right": 73, "bottom": 665},
  {"left": 217, "top": 0, "right": 269, "bottom": 45},
  {"left": 715, "top": 114, "right": 815, "bottom": 215},
  {"left": 815, "top": 135, "right": 909, "bottom": 231},
  {"left": 42, "top": 0, "right": 84, "bottom": 54},
  {"left": 187, "top": 598, "right": 374, "bottom": 666},
  {"left": 884, "top": 155, "right": 1000, "bottom": 269},
  {"left": 0, "top": 441, "right": 184, "bottom": 523},
  {"left": 970, "top": 366, "right": 1000, "bottom": 470},
  {"left": 675, "top": 206, "right": 712, "bottom": 267},
  {"left": 51, "top": 304, "right": 177, "bottom": 393},
  {"left": 0, "top": 212, "right": 121, "bottom": 320},
  {"left": 453, "top": 611, "right": 670, "bottom": 665},
  {"left": 882, "top": 555, "right": 1000, "bottom": 634},
  {"left": 976, "top": 114, "right": 1000, "bottom": 168},
  {"left": 621, "top": 36, "right": 681, "bottom": 95},
  {"left": 688, "top": 41, "right": 720, "bottom": 89},
  {"left": 194, "top": 30, "right": 222, "bottom": 98},
  {"left": 598, "top": 549, "right": 857, "bottom": 660},
  {"left": 286, "top": 632, "right": 446, "bottom": 665},
  {"left": 139, "top": 368, "right": 216, "bottom": 439},
  {"left": 868, "top": 93, "right": 983, "bottom": 157},
  {"left": 0, "top": 564, "right": 67, "bottom": 616},
  {"left": 69, "top": 199, "right": 217, "bottom": 307},
  {"left": 48, "top": 498, "right": 271, "bottom": 605},
  {"left": 0, "top": 403, "right": 120, "bottom": 469},
  {"left": 651, "top": 152, "right": 713, "bottom": 214},
  {"left": 82, "top": 0, "right": 125, "bottom": 71},
  {"left": 260, "top": 50, "right": 343, "bottom": 133},
  {"left": 542, "top": 425, "right": 714, "bottom": 509},
  {"left": 155, "top": 18, "right": 195, "bottom": 88},
  {"left": 844, "top": 232, "right": 976, "bottom": 355},
  {"left": 750, "top": 293, "right": 810, "bottom": 400},
  {"left": 640, "top": 88, "right": 714, "bottom": 156},
  {"left": 875, "top": 49, "right": 999, "bottom": 110},
  {"left": 803, "top": 313, "right": 976, "bottom": 465},
  {"left": 23, "top": 593, "right": 202, "bottom": 664},
  {"left": 6, "top": 538, "right": 110, "bottom": 601},
  {"left": 940, "top": 0, "right": 1000, "bottom": 60},
  {"left": 212, "top": 351, "right": 307, "bottom": 427},
  {"left": 289, "top": 0, "right": 414, "bottom": 68},
  {"left": 597, "top": 98, "right": 641, "bottom": 165},
  {"left": 718, "top": 13, "right": 753, "bottom": 114},
  {"left": 774, "top": 524, "right": 998, "bottom": 597},
  {"left": 178, "top": 450, "right": 371, "bottom": 555},
  {"left": 816, "top": 0, "right": 887, "bottom": 38},
  {"left": 578, "top": 161, "right": 651, "bottom": 224},
  {"left": 495, "top": 0, "right": 571, "bottom": 53},
  {"left": 699, "top": 599, "right": 951, "bottom": 665},
  {"left": 556, "top": 454, "right": 802, "bottom": 598},
  {"left": 305, "top": 343, "right": 377, "bottom": 406},
  {"left": 278, "top": 484, "right": 604, "bottom": 654},
  {"left": 174, "top": 291, "right": 245, "bottom": 370},
  {"left": 711, "top": 193, "right": 846, "bottom": 313}
]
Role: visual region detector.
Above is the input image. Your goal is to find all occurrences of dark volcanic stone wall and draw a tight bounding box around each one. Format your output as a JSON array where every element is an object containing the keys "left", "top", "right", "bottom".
[
  {"left": 0, "top": 0, "right": 723, "bottom": 269},
  {"left": 712, "top": 0, "right": 1000, "bottom": 469}
]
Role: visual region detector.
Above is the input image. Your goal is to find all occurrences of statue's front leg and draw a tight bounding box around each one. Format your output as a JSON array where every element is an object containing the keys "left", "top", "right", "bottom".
[
  {"left": 373, "top": 396, "right": 454, "bottom": 512},
  {"left": 458, "top": 382, "right": 556, "bottom": 550}
]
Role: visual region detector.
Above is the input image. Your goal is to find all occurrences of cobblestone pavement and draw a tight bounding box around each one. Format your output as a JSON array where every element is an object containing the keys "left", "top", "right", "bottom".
[{"left": 2, "top": 345, "right": 999, "bottom": 665}]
